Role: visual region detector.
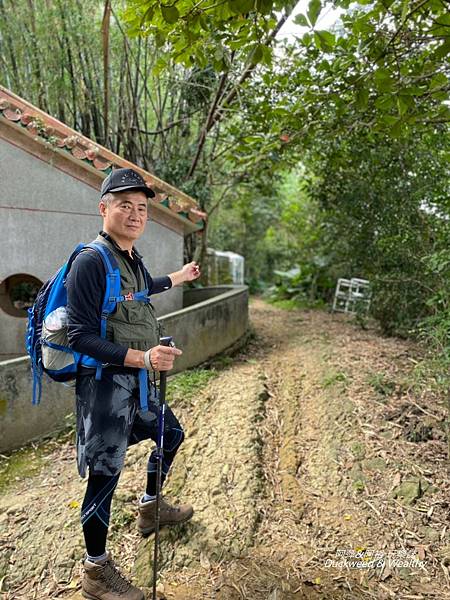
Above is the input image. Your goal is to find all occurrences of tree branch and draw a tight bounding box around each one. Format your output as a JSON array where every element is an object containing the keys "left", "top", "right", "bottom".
[
  {"left": 187, "top": 69, "right": 229, "bottom": 178},
  {"left": 186, "top": 7, "right": 295, "bottom": 179}
]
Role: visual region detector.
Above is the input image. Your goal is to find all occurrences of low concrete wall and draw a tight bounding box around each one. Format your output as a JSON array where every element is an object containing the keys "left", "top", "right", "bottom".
[
  {"left": 0, "top": 286, "right": 248, "bottom": 452},
  {"left": 164, "top": 286, "right": 248, "bottom": 372},
  {"left": 183, "top": 286, "right": 232, "bottom": 307}
]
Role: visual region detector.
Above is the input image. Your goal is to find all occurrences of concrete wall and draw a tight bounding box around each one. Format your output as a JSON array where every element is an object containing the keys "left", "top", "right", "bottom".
[
  {"left": 162, "top": 286, "right": 248, "bottom": 372},
  {"left": 183, "top": 286, "right": 232, "bottom": 307},
  {"left": 0, "top": 286, "right": 248, "bottom": 452},
  {"left": 0, "top": 137, "right": 184, "bottom": 357}
]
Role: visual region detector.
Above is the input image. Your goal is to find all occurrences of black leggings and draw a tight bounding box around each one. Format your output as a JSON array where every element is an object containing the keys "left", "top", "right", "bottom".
[
  {"left": 81, "top": 419, "right": 184, "bottom": 557},
  {"left": 146, "top": 423, "right": 184, "bottom": 496},
  {"left": 81, "top": 473, "right": 120, "bottom": 557}
]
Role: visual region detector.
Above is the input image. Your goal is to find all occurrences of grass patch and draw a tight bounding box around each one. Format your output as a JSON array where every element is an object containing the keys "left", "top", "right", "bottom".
[
  {"left": 321, "top": 369, "right": 348, "bottom": 388},
  {"left": 410, "top": 358, "right": 450, "bottom": 457},
  {"left": 211, "top": 355, "right": 234, "bottom": 369},
  {"left": 367, "top": 372, "right": 397, "bottom": 397},
  {"left": 110, "top": 506, "right": 135, "bottom": 533},
  {"left": 350, "top": 441, "right": 366, "bottom": 461},
  {"left": 267, "top": 297, "right": 325, "bottom": 311},
  {"left": 0, "top": 446, "right": 46, "bottom": 494},
  {"left": 0, "top": 417, "right": 75, "bottom": 495},
  {"left": 167, "top": 368, "right": 218, "bottom": 405},
  {"left": 267, "top": 298, "right": 303, "bottom": 311},
  {"left": 352, "top": 479, "right": 365, "bottom": 493},
  {"left": 0, "top": 436, "right": 72, "bottom": 495}
]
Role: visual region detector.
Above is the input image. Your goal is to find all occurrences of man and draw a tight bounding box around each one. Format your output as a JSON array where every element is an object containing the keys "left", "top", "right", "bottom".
[{"left": 66, "top": 168, "right": 200, "bottom": 600}]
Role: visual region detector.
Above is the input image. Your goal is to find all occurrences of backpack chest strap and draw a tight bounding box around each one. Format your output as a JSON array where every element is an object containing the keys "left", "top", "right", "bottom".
[{"left": 110, "top": 289, "right": 150, "bottom": 303}]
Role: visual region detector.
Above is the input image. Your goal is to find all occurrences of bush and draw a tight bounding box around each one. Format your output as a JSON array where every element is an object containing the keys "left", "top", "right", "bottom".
[{"left": 266, "top": 263, "right": 333, "bottom": 307}]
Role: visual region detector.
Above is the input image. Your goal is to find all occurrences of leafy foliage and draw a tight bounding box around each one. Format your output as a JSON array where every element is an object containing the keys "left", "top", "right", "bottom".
[
  {"left": 122, "top": 0, "right": 297, "bottom": 72},
  {"left": 304, "top": 128, "right": 450, "bottom": 337},
  {"left": 265, "top": 266, "right": 330, "bottom": 308},
  {"left": 123, "top": 0, "right": 450, "bottom": 129},
  {"left": 299, "top": 0, "right": 450, "bottom": 127}
]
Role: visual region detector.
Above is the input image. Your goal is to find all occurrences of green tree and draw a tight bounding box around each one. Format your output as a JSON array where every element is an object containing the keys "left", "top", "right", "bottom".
[{"left": 304, "top": 128, "right": 450, "bottom": 335}]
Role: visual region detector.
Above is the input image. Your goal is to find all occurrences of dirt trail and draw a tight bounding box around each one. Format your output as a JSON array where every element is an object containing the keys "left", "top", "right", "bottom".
[{"left": 1, "top": 299, "right": 449, "bottom": 600}]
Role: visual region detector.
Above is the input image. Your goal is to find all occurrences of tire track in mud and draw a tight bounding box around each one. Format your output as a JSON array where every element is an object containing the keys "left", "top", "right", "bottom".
[
  {"left": 213, "top": 305, "right": 360, "bottom": 600},
  {"left": 145, "top": 301, "right": 316, "bottom": 599},
  {"left": 133, "top": 362, "right": 271, "bottom": 596}
]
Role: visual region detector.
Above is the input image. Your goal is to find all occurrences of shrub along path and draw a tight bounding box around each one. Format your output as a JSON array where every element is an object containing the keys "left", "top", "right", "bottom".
[{"left": 0, "top": 299, "right": 449, "bottom": 599}]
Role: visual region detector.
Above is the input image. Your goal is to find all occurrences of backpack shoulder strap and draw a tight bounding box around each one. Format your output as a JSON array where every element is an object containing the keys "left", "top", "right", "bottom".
[
  {"left": 66, "top": 243, "right": 87, "bottom": 270},
  {"left": 86, "top": 242, "right": 121, "bottom": 318},
  {"left": 85, "top": 242, "right": 121, "bottom": 381}
]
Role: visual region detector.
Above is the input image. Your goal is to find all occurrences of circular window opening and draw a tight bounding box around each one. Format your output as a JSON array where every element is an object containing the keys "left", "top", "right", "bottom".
[{"left": 0, "top": 274, "right": 43, "bottom": 317}]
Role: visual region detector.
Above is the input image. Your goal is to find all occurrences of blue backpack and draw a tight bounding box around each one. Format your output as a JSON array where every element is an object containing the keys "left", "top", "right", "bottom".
[{"left": 26, "top": 241, "right": 151, "bottom": 410}]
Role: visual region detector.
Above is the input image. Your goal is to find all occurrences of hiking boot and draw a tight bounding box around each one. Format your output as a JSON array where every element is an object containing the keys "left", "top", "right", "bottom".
[
  {"left": 137, "top": 496, "right": 194, "bottom": 536},
  {"left": 81, "top": 552, "right": 144, "bottom": 600}
]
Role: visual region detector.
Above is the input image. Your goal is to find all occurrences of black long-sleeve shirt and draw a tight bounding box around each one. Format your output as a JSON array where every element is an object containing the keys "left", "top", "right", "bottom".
[{"left": 66, "top": 231, "right": 172, "bottom": 366}]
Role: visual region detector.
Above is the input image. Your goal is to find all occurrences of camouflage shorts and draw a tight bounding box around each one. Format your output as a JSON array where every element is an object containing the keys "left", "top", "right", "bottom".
[{"left": 75, "top": 371, "right": 180, "bottom": 478}]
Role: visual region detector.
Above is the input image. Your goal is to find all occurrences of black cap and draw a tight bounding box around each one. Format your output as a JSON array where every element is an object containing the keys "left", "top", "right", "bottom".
[{"left": 101, "top": 168, "right": 155, "bottom": 198}]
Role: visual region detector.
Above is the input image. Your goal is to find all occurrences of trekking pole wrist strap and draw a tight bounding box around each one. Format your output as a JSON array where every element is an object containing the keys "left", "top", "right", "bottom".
[{"left": 144, "top": 349, "right": 153, "bottom": 371}]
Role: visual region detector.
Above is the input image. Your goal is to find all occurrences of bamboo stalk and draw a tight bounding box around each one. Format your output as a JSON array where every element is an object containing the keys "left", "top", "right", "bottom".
[{"left": 101, "top": 0, "right": 112, "bottom": 147}]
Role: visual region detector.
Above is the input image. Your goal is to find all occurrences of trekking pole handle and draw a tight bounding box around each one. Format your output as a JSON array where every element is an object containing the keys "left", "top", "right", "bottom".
[{"left": 159, "top": 336, "right": 174, "bottom": 351}]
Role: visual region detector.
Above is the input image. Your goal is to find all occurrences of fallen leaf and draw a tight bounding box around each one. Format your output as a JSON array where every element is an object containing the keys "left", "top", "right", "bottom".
[
  {"left": 69, "top": 500, "right": 80, "bottom": 509},
  {"left": 304, "top": 577, "right": 321, "bottom": 587},
  {"left": 200, "top": 552, "right": 210, "bottom": 569},
  {"left": 392, "top": 472, "right": 401, "bottom": 489},
  {"left": 416, "top": 545, "right": 426, "bottom": 560}
]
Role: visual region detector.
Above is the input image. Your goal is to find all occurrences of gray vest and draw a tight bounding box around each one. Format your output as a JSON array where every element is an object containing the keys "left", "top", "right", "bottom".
[{"left": 95, "top": 235, "right": 162, "bottom": 352}]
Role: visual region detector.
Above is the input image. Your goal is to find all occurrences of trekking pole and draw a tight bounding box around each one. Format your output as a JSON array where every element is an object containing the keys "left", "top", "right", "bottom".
[{"left": 152, "top": 335, "right": 174, "bottom": 600}]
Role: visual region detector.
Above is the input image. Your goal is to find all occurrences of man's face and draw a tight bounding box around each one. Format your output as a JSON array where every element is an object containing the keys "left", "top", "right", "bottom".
[{"left": 99, "top": 190, "right": 148, "bottom": 244}]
